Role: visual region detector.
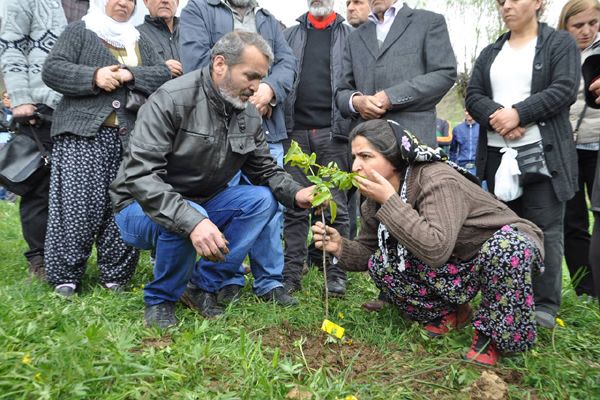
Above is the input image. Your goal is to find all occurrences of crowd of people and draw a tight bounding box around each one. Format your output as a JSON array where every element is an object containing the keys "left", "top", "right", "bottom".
[{"left": 1, "top": 0, "right": 599, "bottom": 367}]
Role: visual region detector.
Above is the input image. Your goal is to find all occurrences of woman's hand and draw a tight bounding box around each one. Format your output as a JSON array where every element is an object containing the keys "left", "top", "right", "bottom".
[
  {"left": 355, "top": 170, "right": 397, "bottom": 204},
  {"left": 312, "top": 221, "right": 342, "bottom": 258},
  {"left": 117, "top": 67, "right": 134, "bottom": 83},
  {"left": 489, "top": 107, "right": 520, "bottom": 135},
  {"left": 95, "top": 65, "right": 122, "bottom": 92},
  {"left": 503, "top": 126, "right": 526, "bottom": 141}
]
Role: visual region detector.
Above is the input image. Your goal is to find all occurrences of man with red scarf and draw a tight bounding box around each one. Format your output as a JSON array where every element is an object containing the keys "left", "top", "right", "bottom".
[{"left": 282, "top": 0, "right": 353, "bottom": 296}]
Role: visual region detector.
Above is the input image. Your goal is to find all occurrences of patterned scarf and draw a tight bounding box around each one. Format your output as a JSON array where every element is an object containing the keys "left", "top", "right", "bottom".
[{"left": 377, "top": 121, "right": 479, "bottom": 272}]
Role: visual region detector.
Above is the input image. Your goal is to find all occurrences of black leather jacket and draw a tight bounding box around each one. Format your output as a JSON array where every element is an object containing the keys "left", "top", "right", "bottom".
[{"left": 110, "top": 66, "right": 303, "bottom": 236}]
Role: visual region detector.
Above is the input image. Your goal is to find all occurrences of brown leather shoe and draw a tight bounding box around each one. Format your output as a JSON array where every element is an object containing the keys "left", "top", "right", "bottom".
[{"left": 27, "top": 255, "right": 46, "bottom": 282}]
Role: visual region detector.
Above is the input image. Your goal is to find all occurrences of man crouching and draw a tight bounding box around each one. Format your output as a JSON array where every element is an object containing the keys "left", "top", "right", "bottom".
[{"left": 110, "top": 31, "right": 314, "bottom": 329}]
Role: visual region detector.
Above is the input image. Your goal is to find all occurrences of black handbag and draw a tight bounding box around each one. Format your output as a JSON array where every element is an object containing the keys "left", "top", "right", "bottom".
[
  {"left": 0, "top": 128, "right": 50, "bottom": 196},
  {"left": 513, "top": 140, "right": 552, "bottom": 185},
  {"left": 125, "top": 89, "right": 147, "bottom": 113}
]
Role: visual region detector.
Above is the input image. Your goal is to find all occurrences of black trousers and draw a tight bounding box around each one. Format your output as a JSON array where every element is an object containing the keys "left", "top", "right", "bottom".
[
  {"left": 486, "top": 147, "right": 565, "bottom": 315},
  {"left": 283, "top": 128, "right": 350, "bottom": 282},
  {"left": 19, "top": 122, "right": 52, "bottom": 261},
  {"left": 563, "top": 149, "right": 597, "bottom": 296}
]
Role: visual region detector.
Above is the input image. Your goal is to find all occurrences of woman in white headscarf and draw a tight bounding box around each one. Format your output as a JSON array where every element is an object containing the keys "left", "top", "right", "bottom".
[{"left": 42, "top": 0, "right": 171, "bottom": 297}]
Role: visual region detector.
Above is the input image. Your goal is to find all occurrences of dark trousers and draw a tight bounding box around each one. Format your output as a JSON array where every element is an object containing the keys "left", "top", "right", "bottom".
[
  {"left": 283, "top": 128, "right": 350, "bottom": 282},
  {"left": 589, "top": 212, "right": 600, "bottom": 307},
  {"left": 563, "top": 149, "right": 597, "bottom": 296},
  {"left": 19, "top": 122, "right": 52, "bottom": 261},
  {"left": 486, "top": 147, "right": 565, "bottom": 315}
]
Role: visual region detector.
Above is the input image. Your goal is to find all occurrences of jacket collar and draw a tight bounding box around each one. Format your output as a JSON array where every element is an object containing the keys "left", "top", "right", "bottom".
[
  {"left": 357, "top": 3, "right": 413, "bottom": 59},
  {"left": 492, "top": 22, "right": 551, "bottom": 50},
  {"left": 201, "top": 66, "right": 235, "bottom": 118},
  {"left": 208, "top": 0, "right": 271, "bottom": 17},
  {"left": 296, "top": 12, "right": 346, "bottom": 29},
  {"left": 143, "top": 15, "right": 179, "bottom": 32}
]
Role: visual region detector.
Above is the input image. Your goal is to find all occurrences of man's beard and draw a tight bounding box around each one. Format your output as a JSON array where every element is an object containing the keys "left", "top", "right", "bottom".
[
  {"left": 219, "top": 88, "right": 248, "bottom": 110},
  {"left": 228, "top": 0, "right": 253, "bottom": 7},
  {"left": 308, "top": 0, "right": 333, "bottom": 17},
  {"left": 219, "top": 72, "right": 251, "bottom": 110}
]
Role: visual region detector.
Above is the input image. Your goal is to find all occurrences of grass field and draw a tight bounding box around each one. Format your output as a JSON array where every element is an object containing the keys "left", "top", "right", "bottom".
[{"left": 0, "top": 200, "right": 599, "bottom": 399}]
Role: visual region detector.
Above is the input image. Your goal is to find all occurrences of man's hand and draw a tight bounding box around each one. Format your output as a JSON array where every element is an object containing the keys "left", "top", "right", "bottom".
[
  {"left": 11, "top": 104, "right": 37, "bottom": 118},
  {"left": 489, "top": 107, "right": 520, "bottom": 135},
  {"left": 165, "top": 59, "right": 183, "bottom": 77},
  {"left": 95, "top": 65, "right": 122, "bottom": 92},
  {"left": 295, "top": 185, "right": 316, "bottom": 209},
  {"left": 352, "top": 95, "right": 386, "bottom": 120},
  {"left": 249, "top": 83, "right": 275, "bottom": 116},
  {"left": 355, "top": 170, "right": 397, "bottom": 204},
  {"left": 312, "top": 221, "right": 343, "bottom": 258},
  {"left": 590, "top": 76, "right": 600, "bottom": 104},
  {"left": 189, "top": 218, "right": 230, "bottom": 262},
  {"left": 373, "top": 90, "right": 391, "bottom": 111}
]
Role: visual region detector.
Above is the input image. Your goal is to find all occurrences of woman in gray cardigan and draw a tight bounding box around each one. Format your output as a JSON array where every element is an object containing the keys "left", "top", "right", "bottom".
[
  {"left": 466, "top": 0, "right": 580, "bottom": 329},
  {"left": 41, "top": 0, "right": 171, "bottom": 297}
]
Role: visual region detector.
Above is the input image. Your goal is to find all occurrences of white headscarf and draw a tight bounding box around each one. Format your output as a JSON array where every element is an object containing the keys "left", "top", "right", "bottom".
[{"left": 82, "top": 0, "right": 140, "bottom": 55}]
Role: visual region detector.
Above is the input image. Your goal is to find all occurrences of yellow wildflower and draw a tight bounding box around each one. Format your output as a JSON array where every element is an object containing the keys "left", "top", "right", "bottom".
[
  {"left": 33, "top": 373, "right": 42, "bottom": 383},
  {"left": 21, "top": 354, "right": 32, "bottom": 366},
  {"left": 338, "top": 312, "right": 345, "bottom": 319},
  {"left": 556, "top": 318, "right": 565, "bottom": 327}
]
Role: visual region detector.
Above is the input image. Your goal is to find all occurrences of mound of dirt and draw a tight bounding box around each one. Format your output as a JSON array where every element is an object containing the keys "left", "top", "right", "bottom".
[
  {"left": 258, "top": 322, "right": 390, "bottom": 379},
  {"left": 466, "top": 371, "right": 508, "bottom": 400}
]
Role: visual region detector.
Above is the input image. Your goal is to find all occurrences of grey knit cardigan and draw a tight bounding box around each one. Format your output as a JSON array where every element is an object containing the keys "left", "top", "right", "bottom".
[{"left": 42, "top": 21, "right": 171, "bottom": 139}]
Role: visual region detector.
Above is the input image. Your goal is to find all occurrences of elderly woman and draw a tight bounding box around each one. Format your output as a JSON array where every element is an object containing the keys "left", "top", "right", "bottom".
[
  {"left": 42, "top": 0, "right": 171, "bottom": 297},
  {"left": 558, "top": 0, "right": 600, "bottom": 299},
  {"left": 313, "top": 120, "right": 545, "bottom": 366},
  {"left": 466, "top": 0, "right": 580, "bottom": 328}
]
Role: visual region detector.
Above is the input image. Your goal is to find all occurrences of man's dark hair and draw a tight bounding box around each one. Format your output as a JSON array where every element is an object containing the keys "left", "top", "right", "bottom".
[{"left": 210, "top": 30, "right": 274, "bottom": 67}]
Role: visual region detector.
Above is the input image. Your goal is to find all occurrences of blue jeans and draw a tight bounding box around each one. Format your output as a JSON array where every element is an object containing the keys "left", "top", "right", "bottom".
[
  {"left": 114, "top": 185, "right": 279, "bottom": 305},
  {"left": 227, "top": 142, "right": 285, "bottom": 293}
]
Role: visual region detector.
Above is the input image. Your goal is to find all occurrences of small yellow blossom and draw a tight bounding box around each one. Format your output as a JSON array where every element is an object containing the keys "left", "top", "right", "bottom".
[
  {"left": 556, "top": 318, "right": 565, "bottom": 327},
  {"left": 33, "top": 373, "right": 42, "bottom": 383},
  {"left": 21, "top": 354, "right": 32, "bottom": 365},
  {"left": 338, "top": 312, "right": 345, "bottom": 319}
]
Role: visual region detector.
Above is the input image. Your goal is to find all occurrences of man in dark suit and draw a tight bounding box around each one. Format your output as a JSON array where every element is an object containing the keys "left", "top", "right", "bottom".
[{"left": 336, "top": 0, "right": 457, "bottom": 147}]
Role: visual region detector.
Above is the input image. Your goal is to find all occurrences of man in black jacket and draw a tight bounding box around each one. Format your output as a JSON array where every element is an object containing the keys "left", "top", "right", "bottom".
[
  {"left": 110, "top": 31, "right": 314, "bottom": 329},
  {"left": 138, "top": 0, "right": 182, "bottom": 77},
  {"left": 282, "top": 0, "right": 353, "bottom": 297}
]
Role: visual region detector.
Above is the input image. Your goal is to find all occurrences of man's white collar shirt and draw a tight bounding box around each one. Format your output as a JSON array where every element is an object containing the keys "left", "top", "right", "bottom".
[{"left": 368, "top": 1, "right": 402, "bottom": 45}]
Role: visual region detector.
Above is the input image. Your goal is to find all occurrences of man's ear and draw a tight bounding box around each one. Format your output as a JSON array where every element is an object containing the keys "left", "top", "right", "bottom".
[{"left": 212, "top": 55, "right": 228, "bottom": 78}]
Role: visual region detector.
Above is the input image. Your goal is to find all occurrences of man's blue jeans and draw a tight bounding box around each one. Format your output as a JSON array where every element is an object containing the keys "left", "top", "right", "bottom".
[
  {"left": 114, "top": 185, "right": 279, "bottom": 305},
  {"left": 227, "top": 142, "right": 286, "bottom": 293}
]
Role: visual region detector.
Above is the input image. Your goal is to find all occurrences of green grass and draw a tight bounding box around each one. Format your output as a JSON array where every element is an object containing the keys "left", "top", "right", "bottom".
[{"left": 0, "top": 201, "right": 599, "bottom": 399}]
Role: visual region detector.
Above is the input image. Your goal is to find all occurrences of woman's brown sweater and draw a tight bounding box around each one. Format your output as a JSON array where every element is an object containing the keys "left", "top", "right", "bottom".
[{"left": 338, "top": 162, "right": 544, "bottom": 271}]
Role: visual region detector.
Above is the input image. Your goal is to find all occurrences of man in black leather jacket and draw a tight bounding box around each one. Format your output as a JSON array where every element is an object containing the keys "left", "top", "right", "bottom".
[{"left": 110, "top": 31, "right": 314, "bottom": 329}]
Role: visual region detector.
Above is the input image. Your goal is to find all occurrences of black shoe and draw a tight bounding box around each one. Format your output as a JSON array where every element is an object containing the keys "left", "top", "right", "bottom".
[
  {"left": 326, "top": 277, "right": 346, "bottom": 297},
  {"left": 144, "top": 302, "right": 177, "bottom": 329},
  {"left": 217, "top": 284, "right": 242, "bottom": 305},
  {"left": 283, "top": 278, "right": 301, "bottom": 294},
  {"left": 28, "top": 255, "right": 46, "bottom": 282},
  {"left": 180, "top": 284, "right": 224, "bottom": 318},
  {"left": 260, "top": 286, "right": 299, "bottom": 306},
  {"left": 55, "top": 285, "right": 76, "bottom": 298}
]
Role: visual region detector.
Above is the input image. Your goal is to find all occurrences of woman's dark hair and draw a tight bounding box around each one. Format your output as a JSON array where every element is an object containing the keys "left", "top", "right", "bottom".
[{"left": 349, "top": 119, "right": 406, "bottom": 171}]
